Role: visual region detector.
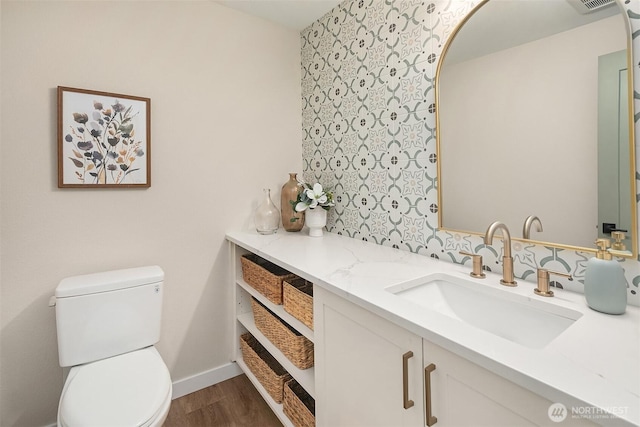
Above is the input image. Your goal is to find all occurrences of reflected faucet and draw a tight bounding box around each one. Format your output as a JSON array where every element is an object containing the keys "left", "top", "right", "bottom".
[
  {"left": 523, "top": 215, "right": 543, "bottom": 239},
  {"left": 483, "top": 221, "right": 517, "bottom": 287}
]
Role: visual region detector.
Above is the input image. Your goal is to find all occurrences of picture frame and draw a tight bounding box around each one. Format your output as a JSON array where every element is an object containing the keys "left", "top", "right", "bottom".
[{"left": 57, "top": 86, "right": 151, "bottom": 188}]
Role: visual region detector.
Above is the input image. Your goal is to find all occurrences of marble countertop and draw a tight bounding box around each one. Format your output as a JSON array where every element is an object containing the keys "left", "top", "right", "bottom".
[{"left": 227, "top": 229, "right": 640, "bottom": 426}]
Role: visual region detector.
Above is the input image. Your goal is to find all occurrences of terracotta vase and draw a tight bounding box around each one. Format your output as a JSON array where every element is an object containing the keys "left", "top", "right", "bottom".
[
  {"left": 305, "top": 208, "right": 327, "bottom": 237},
  {"left": 281, "top": 173, "right": 305, "bottom": 232}
]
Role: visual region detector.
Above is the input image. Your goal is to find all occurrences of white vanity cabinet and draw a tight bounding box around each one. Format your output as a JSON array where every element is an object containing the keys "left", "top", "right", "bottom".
[
  {"left": 315, "top": 285, "right": 596, "bottom": 427},
  {"left": 424, "top": 341, "right": 597, "bottom": 427},
  {"left": 314, "top": 286, "right": 424, "bottom": 426},
  {"left": 227, "top": 231, "right": 637, "bottom": 427}
]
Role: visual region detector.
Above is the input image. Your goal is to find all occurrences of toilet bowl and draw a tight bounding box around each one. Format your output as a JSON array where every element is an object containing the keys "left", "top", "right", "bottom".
[
  {"left": 53, "top": 266, "right": 172, "bottom": 426},
  {"left": 57, "top": 347, "right": 172, "bottom": 427}
]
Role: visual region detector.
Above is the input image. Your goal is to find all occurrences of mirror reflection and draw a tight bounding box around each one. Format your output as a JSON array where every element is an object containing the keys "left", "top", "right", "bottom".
[{"left": 437, "top": 0, "right": 636, "bottom": 255}]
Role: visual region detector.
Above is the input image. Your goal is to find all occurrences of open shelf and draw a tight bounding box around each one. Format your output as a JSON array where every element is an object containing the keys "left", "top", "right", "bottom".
[
  {"left": 236, "top": 278, "right": 314, "bottom": 342},
  {"left": 237, "top": 311, "right": 315, "bottom": 397},
  {"left": 231, "top": 242, "right": 316, "bottom": 422}
]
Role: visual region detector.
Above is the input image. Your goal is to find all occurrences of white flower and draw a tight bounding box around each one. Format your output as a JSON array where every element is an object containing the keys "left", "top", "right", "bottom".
[
  {"left": 294, "top": 182, "right": 334, "bottom": 212},
  {"left": 306, "top": 183, "right": 328, "bottom": 208}
]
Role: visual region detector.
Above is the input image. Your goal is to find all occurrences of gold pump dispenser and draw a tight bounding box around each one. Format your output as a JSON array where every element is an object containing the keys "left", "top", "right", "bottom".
[{"left": 594, "top": 238, "right": 612, "bottom": 260}]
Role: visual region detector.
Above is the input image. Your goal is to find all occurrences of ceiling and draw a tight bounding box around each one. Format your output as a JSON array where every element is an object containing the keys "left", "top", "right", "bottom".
[
  {"left": 213, "top": 0, "right": 620, "bottom": 52},
  {"left": 213, "top": 0, "right": 342, "bottom": 31}
]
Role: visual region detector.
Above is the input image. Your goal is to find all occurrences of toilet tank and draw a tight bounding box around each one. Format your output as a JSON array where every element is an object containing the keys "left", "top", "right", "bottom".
[{"left": 55, "top": 266, "right": 164, "bottom": 367}]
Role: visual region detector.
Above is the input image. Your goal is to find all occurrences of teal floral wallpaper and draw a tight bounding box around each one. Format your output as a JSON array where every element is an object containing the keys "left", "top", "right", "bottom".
[{"left": 301, "top": 0, "right": 640, "bottom": 305}]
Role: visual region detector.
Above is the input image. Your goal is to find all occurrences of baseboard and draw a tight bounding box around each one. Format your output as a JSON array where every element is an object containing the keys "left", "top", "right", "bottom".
[{"left": 171, "top": 361, "right": 243, "bottom": 400}]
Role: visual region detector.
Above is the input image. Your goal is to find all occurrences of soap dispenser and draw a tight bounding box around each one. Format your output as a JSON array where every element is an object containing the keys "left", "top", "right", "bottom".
[{"left": 584, "top": 238, "right": 627, "bottom": 315}]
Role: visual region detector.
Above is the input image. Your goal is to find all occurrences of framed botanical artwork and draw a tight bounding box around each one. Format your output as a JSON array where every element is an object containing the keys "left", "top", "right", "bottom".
[{"left": 57, "top": 86, "right": 151, "bottom": 188}]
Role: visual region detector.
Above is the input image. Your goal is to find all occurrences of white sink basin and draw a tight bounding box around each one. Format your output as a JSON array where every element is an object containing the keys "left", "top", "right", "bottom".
[{"left": 387, "top": 273, "right": 582, "bottom": 348}]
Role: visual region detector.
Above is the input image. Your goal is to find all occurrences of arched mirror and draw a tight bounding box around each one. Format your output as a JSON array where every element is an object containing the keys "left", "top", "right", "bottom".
[{"left": 436, "top": 0, "right": 637, "bottom": 258}]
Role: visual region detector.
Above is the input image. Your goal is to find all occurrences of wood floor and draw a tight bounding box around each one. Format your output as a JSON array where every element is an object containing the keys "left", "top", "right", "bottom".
[{"left": 163, "top": 374, "right": 283, "bottom": 427}]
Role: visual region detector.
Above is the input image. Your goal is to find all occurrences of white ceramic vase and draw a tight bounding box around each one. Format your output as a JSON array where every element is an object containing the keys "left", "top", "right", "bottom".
[{"left": 305, "top": 208, "right": 327, "bottom": 237}]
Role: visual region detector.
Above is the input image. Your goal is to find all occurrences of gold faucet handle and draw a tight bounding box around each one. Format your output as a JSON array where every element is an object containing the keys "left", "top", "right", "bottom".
[
  {"left": 534, "top": 268, "right": 572, "bottom": 297},
  {"left": 459, "top": 251, "right": 486, "bottom": 278}
]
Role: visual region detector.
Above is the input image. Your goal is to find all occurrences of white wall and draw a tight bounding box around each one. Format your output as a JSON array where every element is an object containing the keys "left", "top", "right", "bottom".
[
  {"left": 0, "top": 1, "right": 302, "bottom": 425},
  {"left": 440, "top": 15, "right": 625, "bottom": 248}
]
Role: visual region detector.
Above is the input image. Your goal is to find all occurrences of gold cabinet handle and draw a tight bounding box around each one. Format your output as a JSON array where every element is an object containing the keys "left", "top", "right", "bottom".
[
  {"left": 425, "top": 363, "right": 438, "bottom": 426},
  {"left": 402, "top": 351, "right": 414, "bottom": 409}
]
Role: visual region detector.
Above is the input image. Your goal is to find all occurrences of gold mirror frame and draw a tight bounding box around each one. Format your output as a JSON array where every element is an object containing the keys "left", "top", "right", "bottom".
[{"left": 435, "top": 0, "right": 638, "bottom": 259}]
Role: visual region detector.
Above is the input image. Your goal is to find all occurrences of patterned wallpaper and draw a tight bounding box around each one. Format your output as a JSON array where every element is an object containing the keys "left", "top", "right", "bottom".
[{"left": 300, "top": 0, "right": 640, "bottom": 305}]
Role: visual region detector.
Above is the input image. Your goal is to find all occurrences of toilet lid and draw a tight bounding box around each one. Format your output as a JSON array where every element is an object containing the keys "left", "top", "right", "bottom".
[{"left": 59, "top": 347, "right": 171, "bottom": 427}]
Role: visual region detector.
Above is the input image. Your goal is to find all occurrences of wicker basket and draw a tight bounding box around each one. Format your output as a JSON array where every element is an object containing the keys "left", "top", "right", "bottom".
[
  {"left": 283, "top": 278, "right": 314, "bottom": 330},
  {"left": 240, "top": 332, "right": 292, "bottom": 403},
  {"left": 241, "top": 254, "right": 297, "bottom": 305},
  {"left": 284, "top": 379, "right": 316, "bottom": 427},
  {"left": 251, "top": 298, "right": 314, "bottom": 369}
]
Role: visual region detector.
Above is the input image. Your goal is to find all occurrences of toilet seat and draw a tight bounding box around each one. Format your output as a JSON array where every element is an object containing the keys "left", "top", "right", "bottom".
[{"left": 58, "top": 346, "right": 172, "bottom": 427}]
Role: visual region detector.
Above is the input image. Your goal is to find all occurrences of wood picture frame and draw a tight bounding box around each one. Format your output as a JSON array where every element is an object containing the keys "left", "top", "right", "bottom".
[{"left": 57, "top": 86, "right": 151, "bottom": 188}]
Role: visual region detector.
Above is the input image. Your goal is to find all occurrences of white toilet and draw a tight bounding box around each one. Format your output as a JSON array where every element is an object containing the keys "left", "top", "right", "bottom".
[{"left": 53, "top": 266, "right": 173, "bottom": 427}]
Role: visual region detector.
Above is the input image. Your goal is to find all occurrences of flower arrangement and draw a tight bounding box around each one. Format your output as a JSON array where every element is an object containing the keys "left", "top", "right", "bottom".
[{"left": 293, "top": 182, "right": 335, "bottom": 212}]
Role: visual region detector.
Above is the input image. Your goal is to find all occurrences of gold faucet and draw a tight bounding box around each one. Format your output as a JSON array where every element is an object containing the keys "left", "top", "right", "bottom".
[
  {"left": 522, "top": 215, "right": 543, "bottom": 239},
  {"left": 484, "top": 221, "right": 517, "bottom": 286}
]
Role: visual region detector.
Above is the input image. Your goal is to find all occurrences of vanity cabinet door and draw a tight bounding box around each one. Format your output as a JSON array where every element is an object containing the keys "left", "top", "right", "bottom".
[
  {"left": 424, "top": 340, "right": 597, "bottom": 427},
  {"left": 315, "top": 287, "right": 424, "bottom": 427}
]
